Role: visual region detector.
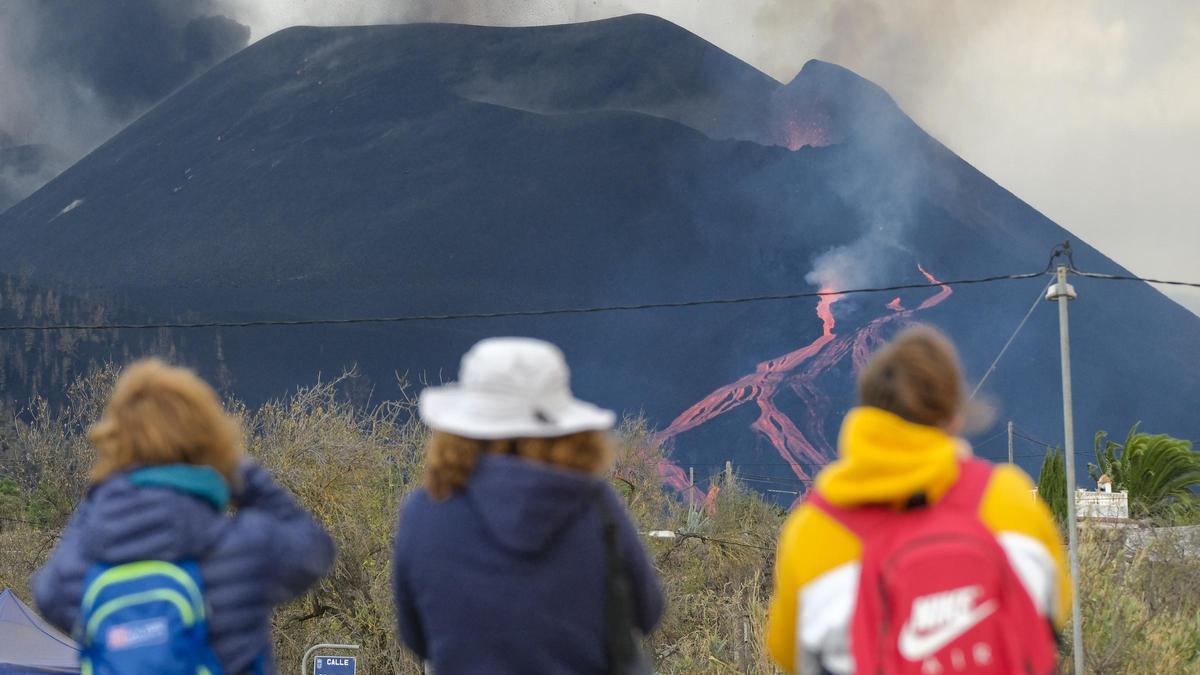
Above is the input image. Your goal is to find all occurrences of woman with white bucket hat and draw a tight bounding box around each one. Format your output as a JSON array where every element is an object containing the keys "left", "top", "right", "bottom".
[{"left": 392, "top": 337, "right": 664, "bottom": 674}]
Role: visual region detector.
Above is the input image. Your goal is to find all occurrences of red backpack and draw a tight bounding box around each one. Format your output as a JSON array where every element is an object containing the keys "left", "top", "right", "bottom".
[{"left": 809, "top": 459, "right": 1057, "bottom": 675}]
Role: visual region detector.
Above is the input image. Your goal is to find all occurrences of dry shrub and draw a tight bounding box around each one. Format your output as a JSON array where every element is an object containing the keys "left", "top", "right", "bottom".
[
  {"left": 0, "top": 366, "right": 429, "bottom": 673},
  {"left": 0, "top": 364, "right": 115, "bottom": 530},
  {"left": 245, "top": 372, "right": 427, "bottom": 673},
  {"left": 0, "top": 366, "right": 116, "bottom": 630},
  {"left": 4, "top": 367, "right": 1195, "bottom": 675},
  {"left": 0, "top": 524, "right": 56, "bottom": 601},
  {"left": 615, "top": 421, "right": 785, "bottom": 673},
  {"left": 1061, "top": 525, "right": 1200, "bottom": 674}
]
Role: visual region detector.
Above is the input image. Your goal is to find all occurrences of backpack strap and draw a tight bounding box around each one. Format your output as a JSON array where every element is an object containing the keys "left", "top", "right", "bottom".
[
  {"left": 935, "top": 458, "right": 995, "bottom": 513},
  {"left": 806, "top": 491, "right": 894, "bottom": 541},
  {"left": 807, "top": 459, "right": 997, "bottom": 538}
]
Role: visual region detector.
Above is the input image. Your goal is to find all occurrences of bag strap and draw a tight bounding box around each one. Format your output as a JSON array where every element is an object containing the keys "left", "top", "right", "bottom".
[
  {"left": 806, "top": 490, "right": 895, "bottom": 540},
  {"left": 807, "top": 459, "right": 996, "bottom": 539},
  {"left": 934, "top": 458, "right": 993, "bottom": 512},
  {"left": 593, "top": 485, "right": 640, "bottom": 671}
]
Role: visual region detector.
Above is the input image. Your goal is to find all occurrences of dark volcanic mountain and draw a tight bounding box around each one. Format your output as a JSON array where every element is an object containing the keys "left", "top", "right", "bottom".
[{"left": 0, "top": 15, "right": 1195, "bottom": 492}]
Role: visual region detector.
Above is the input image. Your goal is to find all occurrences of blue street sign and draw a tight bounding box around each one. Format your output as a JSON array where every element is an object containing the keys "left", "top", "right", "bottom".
[{"left": 314, "top": 655, "right": 357, "bottom": 675}]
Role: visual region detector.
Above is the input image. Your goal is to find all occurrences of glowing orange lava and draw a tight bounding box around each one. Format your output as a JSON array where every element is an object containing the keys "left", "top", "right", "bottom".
[
  {"left": 782, "top": 118, "right": 830, "bottom": 150},
  {"left": 658, "top": 266, "right": 954, "bottom": 502},
  {"left": 916, "top": 264, "right": 952, "bottom": 309},
  {"left": 776, "top": 106, "right": 834, "bottom": 151}
]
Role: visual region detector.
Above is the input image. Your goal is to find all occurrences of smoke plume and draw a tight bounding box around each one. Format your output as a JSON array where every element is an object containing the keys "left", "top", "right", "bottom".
[
  {"left": 747, "top": 0, "right": 1200, "bottom": 313},
  {"left": 0, "top": 0, "right": 248, "bottom": 211}
]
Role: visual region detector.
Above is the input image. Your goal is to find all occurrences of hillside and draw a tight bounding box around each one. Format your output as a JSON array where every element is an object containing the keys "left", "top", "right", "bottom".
[{"left": 0, "top": 14, "right": 1195, "bottom": 490}]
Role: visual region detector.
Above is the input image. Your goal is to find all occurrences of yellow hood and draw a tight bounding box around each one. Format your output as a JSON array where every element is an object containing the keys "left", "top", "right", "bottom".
[{"left": 815, "top": 407, "right": 959, "bottom": 507}]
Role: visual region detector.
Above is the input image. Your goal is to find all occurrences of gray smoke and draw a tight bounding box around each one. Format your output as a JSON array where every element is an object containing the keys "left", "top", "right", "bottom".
[
  {"left": 748, "top": 0, "right": 1200, "bottom": 314},
  {"left": 0, "top": 0, "right": 249, "bottom": 211},
  {"left": 219, "top": 0, "right": 586, "bottom": 35}
]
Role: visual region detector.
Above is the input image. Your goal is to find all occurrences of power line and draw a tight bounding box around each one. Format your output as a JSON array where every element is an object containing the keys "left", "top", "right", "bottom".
[
  {"left": 1072, "top": 270, "right": 1200, "bottom": 289},
  {"left": 972, "top": 429, "right": 1010, "bottom": 451},
  {"left": 0, "top": 270, "right": 1047, "bottom": 332},
  {"left": 738, "top": 474, "right": 809, "bottom": 486},
  {"left": 685, "top": 462, "right": 824, "bottom": 467},
  {"left": 961, "top": 260, "right": 1195, "bottom": 404},
  {"left": 1011, "top": 431, "right": 1092, "bottom": 458},
  {"left": 2, "top": 267, "right": 1193, "bottom": 334},
  {"left": 1012, "top": 429, "right": 1059, "bottom": 449},
  {"left": 969, "top": 281, "right": 1050, "bottom": 400}
]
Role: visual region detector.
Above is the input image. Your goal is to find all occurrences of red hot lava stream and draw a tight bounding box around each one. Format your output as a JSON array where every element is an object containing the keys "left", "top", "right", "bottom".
[{"left": 657, "top": 266, "right": 953, "bottom": 502}]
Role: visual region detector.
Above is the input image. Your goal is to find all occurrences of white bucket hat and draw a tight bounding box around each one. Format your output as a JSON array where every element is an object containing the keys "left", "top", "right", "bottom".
[{"left": 418, "top": 337, "right": 616, "bottom": 439}]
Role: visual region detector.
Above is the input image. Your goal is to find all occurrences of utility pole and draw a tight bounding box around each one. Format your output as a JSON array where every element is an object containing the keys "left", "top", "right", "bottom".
[
  {"left": 1007, "top": 421, "right": 1014, "bottom": 464},
  {"left": 1047, "top": 262, "right": 1084, "bottom": 673}
]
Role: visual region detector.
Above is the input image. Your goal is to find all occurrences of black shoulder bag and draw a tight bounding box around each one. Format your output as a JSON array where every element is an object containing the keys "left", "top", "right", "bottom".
[{"left": 594, "top": 488, "right": 654, "bottom": 675}]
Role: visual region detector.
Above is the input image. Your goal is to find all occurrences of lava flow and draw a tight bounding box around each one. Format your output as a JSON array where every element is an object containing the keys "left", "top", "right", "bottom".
[
  {"left": 658, "top": 266, "right": 953, "bottom": 497},
  {"left": 657, "top": 291, "right": 841, "bottom": 490},
  {"left": 849, "top": 264, "right": 952, "bottom": 371}
]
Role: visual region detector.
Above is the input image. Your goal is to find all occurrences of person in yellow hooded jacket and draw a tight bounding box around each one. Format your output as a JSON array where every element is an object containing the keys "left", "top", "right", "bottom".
[{"left": 766, "top": 325, "right": 1069, "bottom": 674}]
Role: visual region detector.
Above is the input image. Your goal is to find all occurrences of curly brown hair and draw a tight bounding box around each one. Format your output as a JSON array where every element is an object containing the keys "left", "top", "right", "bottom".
[
  {"left": 423, "top": 430, "right": 612, "bottom": 501},
  {"left": 88, "top": 358, "right": 244, "bottom": 485},
  {"left": 858, "top": 324, "right": 965, "bottom": 428}
]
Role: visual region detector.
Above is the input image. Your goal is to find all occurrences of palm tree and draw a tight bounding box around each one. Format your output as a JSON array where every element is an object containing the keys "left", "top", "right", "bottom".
[{"left": 1088, "top": 423, "right": 1200, "bottom": 522}]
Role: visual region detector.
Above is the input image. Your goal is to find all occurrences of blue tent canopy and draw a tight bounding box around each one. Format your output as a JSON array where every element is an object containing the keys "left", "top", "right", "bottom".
[{"left": 0, "top": 589, "right": 80, "bottom": 674}]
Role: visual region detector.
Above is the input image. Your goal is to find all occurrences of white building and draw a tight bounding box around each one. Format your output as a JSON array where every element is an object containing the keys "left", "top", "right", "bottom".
[
  {"left": 1075, "top": 489, "right": 1129, "bottom": 519},
  {"left": 1032, "top": 474, "right": 1131, "bottom": 520}
]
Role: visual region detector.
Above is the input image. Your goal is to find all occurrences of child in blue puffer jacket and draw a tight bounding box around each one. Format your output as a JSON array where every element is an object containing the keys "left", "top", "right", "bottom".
[{"left": 33, "top": 359, "right": 336, "bottom": 674}]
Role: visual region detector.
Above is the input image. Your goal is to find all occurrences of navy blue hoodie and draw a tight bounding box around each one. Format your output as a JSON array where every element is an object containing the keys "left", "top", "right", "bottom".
[
  {"left": 33, "top": 463, "right": 335, "bottom": 674},
  {"left": 392, "top": 454, "right": 664, "bottom": 674}
]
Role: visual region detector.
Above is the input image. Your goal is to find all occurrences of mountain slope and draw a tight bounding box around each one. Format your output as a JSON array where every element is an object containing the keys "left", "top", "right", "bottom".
[{"left": 0, "top": 15, "right": 1195, "bottom": 491}]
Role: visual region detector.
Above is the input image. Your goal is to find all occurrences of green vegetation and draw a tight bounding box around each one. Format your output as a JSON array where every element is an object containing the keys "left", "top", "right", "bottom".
[
  {"left": 1038, "top": 446, "right": 1069, "bottom": 530},
  {"left": 2, "top": 367, "right": 1198, "bottom": 673},
  {"left": 1089, "top": 423, "right": 1200, "bottom": 523}
]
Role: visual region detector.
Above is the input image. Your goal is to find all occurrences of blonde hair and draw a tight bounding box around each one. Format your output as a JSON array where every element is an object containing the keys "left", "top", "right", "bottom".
[
  {"left": 858, "top": 325, "right": 965, "bottom": 428},
  {"left": 89, "top": 358, "right": 243, "bottom": 484},
  {"left": 423, "top": 430, "right": 612, "bottom": 501}
]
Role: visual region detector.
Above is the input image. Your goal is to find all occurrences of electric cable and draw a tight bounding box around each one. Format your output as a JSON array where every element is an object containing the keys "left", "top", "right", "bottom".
[
  {"left": 1070, "top": 270, "right": 1200, "bottom": 289},
  {"left": 969, "top": 280, "right": 1051, "bottom": 400},
  {"left": 0, "top": 270, "right": 1048, "bottom": 332}
]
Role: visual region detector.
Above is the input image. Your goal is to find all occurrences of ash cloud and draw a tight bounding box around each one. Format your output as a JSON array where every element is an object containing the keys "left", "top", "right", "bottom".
[{"left": 0, "top": 0, "right": 249, "bottom": 211}]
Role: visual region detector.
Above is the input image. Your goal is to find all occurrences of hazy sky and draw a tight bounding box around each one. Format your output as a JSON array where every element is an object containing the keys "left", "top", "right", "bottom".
[{"left": 224, "top": 0, "right": 1200, "bottom": 314}]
